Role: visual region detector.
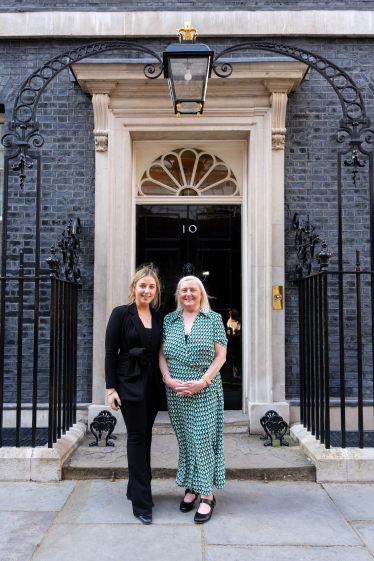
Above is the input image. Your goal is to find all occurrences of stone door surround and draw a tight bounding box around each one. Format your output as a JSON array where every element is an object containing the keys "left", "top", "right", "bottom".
[{"left": 72, "top": 58, "right": 308, "bottom": 432}]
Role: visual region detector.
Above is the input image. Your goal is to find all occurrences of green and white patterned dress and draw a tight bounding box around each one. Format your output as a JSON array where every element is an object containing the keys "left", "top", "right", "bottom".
[{"left": 162, "top": 308, "right": 228, "bottom": 495}]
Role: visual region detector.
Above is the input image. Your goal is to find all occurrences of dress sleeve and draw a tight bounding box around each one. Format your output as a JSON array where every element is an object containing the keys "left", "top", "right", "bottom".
[
  {"left": 162, "top": 314, "right": 170, "bottom": 343},
  {"left": 213, "top": 313, "right": 228, "bottom": 348}
]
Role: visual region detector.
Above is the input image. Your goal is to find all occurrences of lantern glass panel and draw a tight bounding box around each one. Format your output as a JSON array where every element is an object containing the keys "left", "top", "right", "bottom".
[{"left": 168, "top": 57, "right": 209, "bottom": 101}]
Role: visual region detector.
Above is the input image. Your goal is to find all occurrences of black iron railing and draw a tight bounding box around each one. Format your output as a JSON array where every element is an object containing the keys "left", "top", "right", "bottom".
[
  {"left": 294, "top": 214, "right": 374, "bottom": 449},
  {"left": 0, "top": 219, "right": 81, "bottom": 448}
]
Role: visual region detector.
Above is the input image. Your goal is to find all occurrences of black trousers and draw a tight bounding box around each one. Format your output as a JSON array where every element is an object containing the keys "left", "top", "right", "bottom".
[{"left": 120, "top": 376, "right": 161, "bottom": 517}]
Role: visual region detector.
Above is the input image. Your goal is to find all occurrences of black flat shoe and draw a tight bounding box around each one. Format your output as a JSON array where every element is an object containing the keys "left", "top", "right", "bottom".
[
  {"left": 180, "top": 488, "right": 200, "bottom": 513},
  {"left": 194, "top": 496, "right": 216, "bottom": 524},
  {"left": 135, "top": 514, "right": 152, "bottom": 525}
]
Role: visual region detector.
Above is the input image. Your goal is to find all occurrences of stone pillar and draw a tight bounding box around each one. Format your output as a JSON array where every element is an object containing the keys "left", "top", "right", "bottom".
[
  {"left": 90, "top": 89, "right": 114, "bottom": 407},
  {"left": 246, "top": 81, "right": 293, "bottom": 432}
]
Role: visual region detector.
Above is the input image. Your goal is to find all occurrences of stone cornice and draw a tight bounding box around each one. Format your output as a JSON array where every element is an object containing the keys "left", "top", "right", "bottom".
[
  {"left": 72, "top": 60, "right": 308, "bottom": 101},
  {"left": 1, "top": 10, "right": 374, "bottom": 38}
]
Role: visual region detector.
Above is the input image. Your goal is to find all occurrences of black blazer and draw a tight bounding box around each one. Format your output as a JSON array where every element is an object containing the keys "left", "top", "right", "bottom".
[{"left": 105, "top": 303, "right": 165, "bottom": 402}]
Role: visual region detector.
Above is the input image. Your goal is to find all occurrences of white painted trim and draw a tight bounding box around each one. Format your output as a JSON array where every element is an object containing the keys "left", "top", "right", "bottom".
[
  {"left": 135, "top": 196, "right": 243, "bottom": 205},
  {"left": 86, "top": 60, "right": 304, "bottom": 418},
  {"left": 1, "top": 11, "right": 374, "bottom": 38}
]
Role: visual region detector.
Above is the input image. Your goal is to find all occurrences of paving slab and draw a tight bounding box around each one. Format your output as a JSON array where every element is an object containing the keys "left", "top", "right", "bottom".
[
  {"left": 33, "top": 524, "right": 203, "bottom": 561},
  {"left": 63, "top": 433, "right": 315, "bottom": 481},
  {"left": 205, "top": 546, "right": 373, "bottom": 560},
  {"left": 322, "top": 484, "right": 374, "bottom": 520},
  {"left": 0, "top": 512, "right": 56, "bottom": 561},
  {"left": 353, "top": 524, "right": 374, "bottom": 555},
  {"left": 0, "top": 481, "right": 76, "bottom": 511},
  {"left": 203, "top": 481, "right": 361, "bottom": 546},
  {"left": 57, "top": 479, "right": 202, "bottom": 525},
  {"left": 59, "top": 480, "right": 145, "bottom": 524}
]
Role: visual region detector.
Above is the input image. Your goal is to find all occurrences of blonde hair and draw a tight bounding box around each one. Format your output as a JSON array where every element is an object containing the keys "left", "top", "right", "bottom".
[
  {"left": 175, "top": 276, "right": 211, "bottom": 314},
  {"left": 128, "top": 263, "right": 161, "bottom": 309}
]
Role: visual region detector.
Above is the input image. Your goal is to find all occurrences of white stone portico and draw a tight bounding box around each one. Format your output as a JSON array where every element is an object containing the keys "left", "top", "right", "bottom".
[{"left": 71, "top": 59, "right": 308, "bottom": 433}]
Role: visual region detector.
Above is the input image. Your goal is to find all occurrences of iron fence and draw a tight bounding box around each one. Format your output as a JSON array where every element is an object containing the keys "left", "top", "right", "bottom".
[
  {"left": 294, "top": 214, "right": 374, "bottom": 449},
  {"left": 0, "top": 219, "right": 81, "bottom": 448}
]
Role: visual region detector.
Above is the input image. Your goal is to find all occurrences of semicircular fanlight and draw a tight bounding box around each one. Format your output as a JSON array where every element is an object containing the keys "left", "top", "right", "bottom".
[{"left": 138, "top": 148, "right": 239, "bottom": 197}]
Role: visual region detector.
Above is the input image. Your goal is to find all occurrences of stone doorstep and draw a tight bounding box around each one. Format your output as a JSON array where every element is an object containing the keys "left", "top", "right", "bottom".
[
  {"left": 88, "top": 408, "right": 250, "bottom": 435},
  {"left": 152, "top": 410, "right": 250, "bottom": 435},
  {"left": 290, "top": 423, "right": 374, "bottom": 483},
  {"left": 63, "top": 433, "right": 316, "bottom": 482},
  {"left": 0, "top": 422, "right": 86, "bottom": 482},
  {"left": 63, "top": 465, "right": 316, "bottom": 482}
]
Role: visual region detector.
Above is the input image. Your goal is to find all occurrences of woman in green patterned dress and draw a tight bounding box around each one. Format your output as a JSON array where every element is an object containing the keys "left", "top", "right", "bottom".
[{"left": 159, "top": 276, "right": 227, "bottom": 524}]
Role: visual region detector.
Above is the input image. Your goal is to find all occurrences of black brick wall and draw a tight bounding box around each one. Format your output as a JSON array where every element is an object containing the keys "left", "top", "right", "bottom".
[
  {"left": 1, "top": 39, "right": 95, "bottom": 404},
  {"left": 1, "top": 36, "right": 374, "bottom": 404}
]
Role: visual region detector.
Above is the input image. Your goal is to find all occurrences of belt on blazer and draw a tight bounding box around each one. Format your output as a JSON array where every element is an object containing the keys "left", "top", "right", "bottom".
[{"left": 124, "top": 347, "right": 158, "bottom": 378}]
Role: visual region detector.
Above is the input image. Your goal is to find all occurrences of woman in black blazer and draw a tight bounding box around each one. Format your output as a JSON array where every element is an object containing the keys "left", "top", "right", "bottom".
[{"left": 105, "top": 264, "right": 165, "bottom": 525}]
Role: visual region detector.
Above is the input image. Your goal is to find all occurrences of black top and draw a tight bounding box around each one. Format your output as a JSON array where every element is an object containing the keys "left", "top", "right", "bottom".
[
  {"left": 105, "top": 303, "right": 165, "bottom": 402},
  {"left": 185, "top": 334, "right": 188, "bottom": 343},
  {"left": 146, "top": 328, "right": 152, "bottom": 347}
]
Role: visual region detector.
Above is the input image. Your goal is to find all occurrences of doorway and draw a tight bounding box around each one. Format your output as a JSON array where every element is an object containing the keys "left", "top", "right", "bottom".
[{"left": 136, "top": 204, "right": 242, "bottom": 409}]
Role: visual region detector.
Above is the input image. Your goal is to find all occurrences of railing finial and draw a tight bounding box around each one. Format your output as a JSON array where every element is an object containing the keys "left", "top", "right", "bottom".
[{"left": 318, "top": 240, "right": 332, "bottom": 272}]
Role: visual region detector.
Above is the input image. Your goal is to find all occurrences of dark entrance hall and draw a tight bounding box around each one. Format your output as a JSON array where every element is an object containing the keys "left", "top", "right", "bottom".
[{"left": 136, "top": 204, "right": 242, "bottom": 409}]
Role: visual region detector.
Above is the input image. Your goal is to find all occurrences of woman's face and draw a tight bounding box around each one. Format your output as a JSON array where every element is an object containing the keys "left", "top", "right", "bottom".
[
  {"left": 179, "top": 280, "right": 202, "bottom": 310},
  {"left": 134, "top": 275, "right": 157, "bottom": 306}
]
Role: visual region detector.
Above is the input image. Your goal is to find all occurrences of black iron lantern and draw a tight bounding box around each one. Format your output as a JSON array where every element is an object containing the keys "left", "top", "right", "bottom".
[{"left": 163, "top": 22, "right": 214, "bottom": 117}]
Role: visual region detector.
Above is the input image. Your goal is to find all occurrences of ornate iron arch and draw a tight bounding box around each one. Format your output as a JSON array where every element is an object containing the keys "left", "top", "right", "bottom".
[
  {"left": 0, "top": 41, "right": 163, "bottom": 277},
  {"left": 213, "top": 41, "right": 367, "bottom": 124},
  {"left": 1, "top": 39, "right": 374, "bottom": 274},
  {"left": 212, "top": 41, "right": 374, "bottom": 272}
]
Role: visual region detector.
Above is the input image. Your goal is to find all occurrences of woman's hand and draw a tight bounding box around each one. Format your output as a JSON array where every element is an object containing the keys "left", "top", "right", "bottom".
[
  {"left": 107, "top": 389, "right": 121, "bottom": 411},
  {"left": 175, "top": 379, "right": 206, "bottom": 396},
  {"left": 164, "top": 374, "right": 185, "bottom": 392}
]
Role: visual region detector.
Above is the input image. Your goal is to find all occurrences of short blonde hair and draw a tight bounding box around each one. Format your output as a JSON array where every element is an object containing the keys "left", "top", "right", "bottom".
[
  {"left": 175, "top": 276, "right": 211, "bottom": 314},
  {"left": 128, "top": 263, "right": 161, "bottom": 309}
]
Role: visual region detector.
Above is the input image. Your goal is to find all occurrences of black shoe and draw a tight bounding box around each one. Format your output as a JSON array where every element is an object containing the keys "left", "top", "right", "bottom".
[
  {"left": 194, "top": 496, "right": 216, "bottom": 524},
  {"left": 180, "top": 488, "right": 200, "bottom": 513},
  {"left": 135, "top": 514, "right": 152, "bottom": 525}
]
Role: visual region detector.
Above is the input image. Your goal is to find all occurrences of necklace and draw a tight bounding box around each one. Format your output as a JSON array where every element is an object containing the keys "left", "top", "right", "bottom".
[{"left": 138, "top": 311, "right": 151, "bottom": 323}]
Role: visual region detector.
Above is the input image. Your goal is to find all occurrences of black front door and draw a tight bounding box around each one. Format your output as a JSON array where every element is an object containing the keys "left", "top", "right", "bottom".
[{"left": 136, "top": 205, "right": 242, "bottom": 410}]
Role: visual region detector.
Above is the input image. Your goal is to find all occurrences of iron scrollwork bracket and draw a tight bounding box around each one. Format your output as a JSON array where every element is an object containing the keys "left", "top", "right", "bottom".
[
  {"left": 89, "top": 410, "right": 118, "bottom": 447},
  {"left": 263, "top": 415, "right": 289, "bottom": 447},
  {"left": 293, "top": 213, "right": 320, "bottom": 279},
  {"left": 46, "top": 217, "right": 81, "bottom": 282},
  {"left": 260, "top": 410, "right": 289, "bottom": 447},
  {"left": 293, "top": 213, "right": 332, "bottom": 279},
  {"left": 260, "top": 410, "right": 279, "bottom": 441},
  {"left": 334, "top": 119, "right": 374, "bottom": 185}
]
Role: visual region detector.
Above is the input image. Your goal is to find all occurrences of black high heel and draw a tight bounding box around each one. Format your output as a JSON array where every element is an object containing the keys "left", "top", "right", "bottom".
[
  {"left": 180, "top": 488, "right": 199, "bottom": 513},
  {"left": 194, "top": 496, "right": 216, "bottom": 524}
]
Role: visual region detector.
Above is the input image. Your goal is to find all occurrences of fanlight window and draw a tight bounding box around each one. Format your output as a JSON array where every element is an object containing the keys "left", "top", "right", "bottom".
[{"left": 138, "top": 148, "right": 239, "bottom": 197}]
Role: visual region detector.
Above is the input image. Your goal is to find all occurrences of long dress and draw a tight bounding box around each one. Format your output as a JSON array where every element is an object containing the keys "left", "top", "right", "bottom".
[{"left": 162, "top": 308, "right": 228, "bottom": 496}]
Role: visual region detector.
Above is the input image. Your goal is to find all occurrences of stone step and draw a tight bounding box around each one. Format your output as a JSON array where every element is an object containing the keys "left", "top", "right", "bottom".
[
  {"left": 88, "top": 409, "right": 250, "bottom": 435},
  {"left": 63, "top": 432, "right": 316, "bottom": 482},
  {"left": 152, "top": 410, "right": 249, "bottom": 435}
]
